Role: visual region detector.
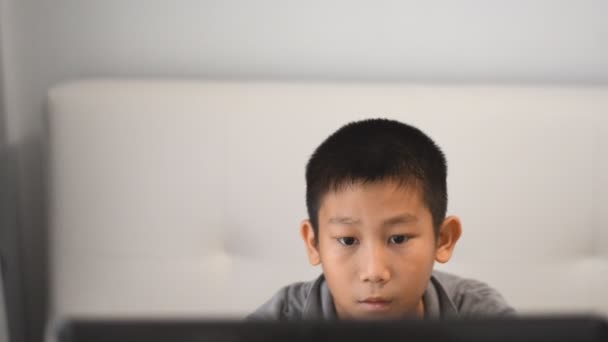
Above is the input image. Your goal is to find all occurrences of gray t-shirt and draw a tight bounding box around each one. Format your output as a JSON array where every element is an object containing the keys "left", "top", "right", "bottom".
[{"left": 248, "top": 270, "right": 515, "bottom": 320}]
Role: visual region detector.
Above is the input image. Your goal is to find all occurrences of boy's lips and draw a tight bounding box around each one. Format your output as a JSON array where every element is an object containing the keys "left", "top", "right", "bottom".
[{"left": 358, "top": 297, "right": 392, "bottom": 310}]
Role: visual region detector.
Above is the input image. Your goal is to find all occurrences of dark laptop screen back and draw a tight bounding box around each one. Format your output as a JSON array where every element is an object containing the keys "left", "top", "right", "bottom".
[{"left": 58, "top": 317, "right": 608, "bottom": 342}]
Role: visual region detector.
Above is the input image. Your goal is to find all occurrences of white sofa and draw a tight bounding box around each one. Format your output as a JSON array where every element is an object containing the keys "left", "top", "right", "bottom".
[{"left": 47, "top": 80, "right": 608, "bottom": 320}]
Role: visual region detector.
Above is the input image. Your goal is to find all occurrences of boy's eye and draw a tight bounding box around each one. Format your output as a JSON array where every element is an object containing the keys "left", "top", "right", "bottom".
[
  {"left": 388, "top": 235, "right": 409, "bottom": 244},
  {"left": 337, "top": 237, "right": 359, "bottom": 246}
]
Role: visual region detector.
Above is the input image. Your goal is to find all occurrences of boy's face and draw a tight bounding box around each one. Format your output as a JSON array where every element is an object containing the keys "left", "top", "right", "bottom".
[{"left": 301, "top": 180, "right": 461, "bottom": 320}]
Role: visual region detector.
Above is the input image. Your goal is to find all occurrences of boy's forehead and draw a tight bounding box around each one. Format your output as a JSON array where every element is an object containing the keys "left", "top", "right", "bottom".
[
  {"left": 318, "top": 180, "right": 427, "bottom": 216},
  {"left": 325, "top": 178, "right": 423, "bottom": 198}
]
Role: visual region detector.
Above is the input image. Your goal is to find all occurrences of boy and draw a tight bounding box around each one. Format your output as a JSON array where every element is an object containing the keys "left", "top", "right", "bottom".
[{"left": 249, "top": 118, "right": 514, "bottom": 320}]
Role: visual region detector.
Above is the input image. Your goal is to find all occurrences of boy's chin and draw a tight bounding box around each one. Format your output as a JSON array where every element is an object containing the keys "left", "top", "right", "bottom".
[{"left": 348, "top": 310, "right": 419, "bottom": 321}]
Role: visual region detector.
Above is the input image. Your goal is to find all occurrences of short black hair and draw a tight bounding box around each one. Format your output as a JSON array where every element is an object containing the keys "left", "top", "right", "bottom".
[{"left": 305, "top": 118, "right": 447, "bottom": 237}]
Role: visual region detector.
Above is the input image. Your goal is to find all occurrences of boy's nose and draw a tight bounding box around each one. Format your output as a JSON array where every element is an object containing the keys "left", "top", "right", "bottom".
[{"left": 359, "top": 244, "right": 391, "bottom": 284}]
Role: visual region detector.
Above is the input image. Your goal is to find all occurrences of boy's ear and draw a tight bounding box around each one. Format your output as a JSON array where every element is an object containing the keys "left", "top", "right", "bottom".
[
  {"left": 300, "top": 219, "right": 321, "bottom": 266},
  {"left": 435, "top": 215, "right": 462, "bottom": 264}
]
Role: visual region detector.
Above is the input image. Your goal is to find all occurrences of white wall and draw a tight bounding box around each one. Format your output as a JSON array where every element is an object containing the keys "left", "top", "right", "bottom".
[
  {"left": 1, "top": 1, "right": 608, "bottom": 341},
  {"left": 4, "top": 0, "right": 608, "bottom": 141}
]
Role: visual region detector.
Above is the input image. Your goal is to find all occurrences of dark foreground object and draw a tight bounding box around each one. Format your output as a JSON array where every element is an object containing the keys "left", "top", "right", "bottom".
[{"left": 57, "top": 316, "right": 608, "bottom": 342}]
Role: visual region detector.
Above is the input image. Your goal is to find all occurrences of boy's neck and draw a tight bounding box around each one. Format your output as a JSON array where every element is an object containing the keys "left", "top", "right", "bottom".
[{"left": 416, "top": 297, "right": 425, "bottom": 318}]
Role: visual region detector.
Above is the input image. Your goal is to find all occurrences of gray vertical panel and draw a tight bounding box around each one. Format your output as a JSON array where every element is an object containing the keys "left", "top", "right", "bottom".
[
  {"left": 0, "top": 145, "right": 25, "bottom": 342},
  {"left": 1, "top": 15, "right": 25, "bottom": 339},
  {"left": 2, "top": 1, "right": 41, "bottom": 338},
  {"left": 0, "top": 260, "right": 10, "bottom": 342},
  {"left": 17, "top": 137, "right": 48, "bottom": 342}
]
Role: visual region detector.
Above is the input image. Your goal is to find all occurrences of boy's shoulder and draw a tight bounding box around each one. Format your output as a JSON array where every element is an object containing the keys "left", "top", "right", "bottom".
[
  {"left": 430, "top": 270, "right": 515, "bottom": 318},
  {"left": 247, "top": 275, "right": 326, "bottom": 321},
  {"left": 248, "top": 271, "right": 515, "bottom": 320}
]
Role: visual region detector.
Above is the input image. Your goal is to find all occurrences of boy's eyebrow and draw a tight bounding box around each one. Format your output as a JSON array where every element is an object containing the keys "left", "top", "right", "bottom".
[
  {"left": 327, "top": 214, "right": 418, "bottom": 227},
  {"left": 381, "top": 213, "right": 418, "bottom": 228},
  {"left": 328, "top": 216, "right": 362, "bottom": 226}
]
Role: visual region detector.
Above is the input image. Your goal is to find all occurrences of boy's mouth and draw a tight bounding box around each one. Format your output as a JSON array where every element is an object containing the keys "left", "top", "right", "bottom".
[{"left": 358, "top": 297, "right": 392, "bottom": 311}]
